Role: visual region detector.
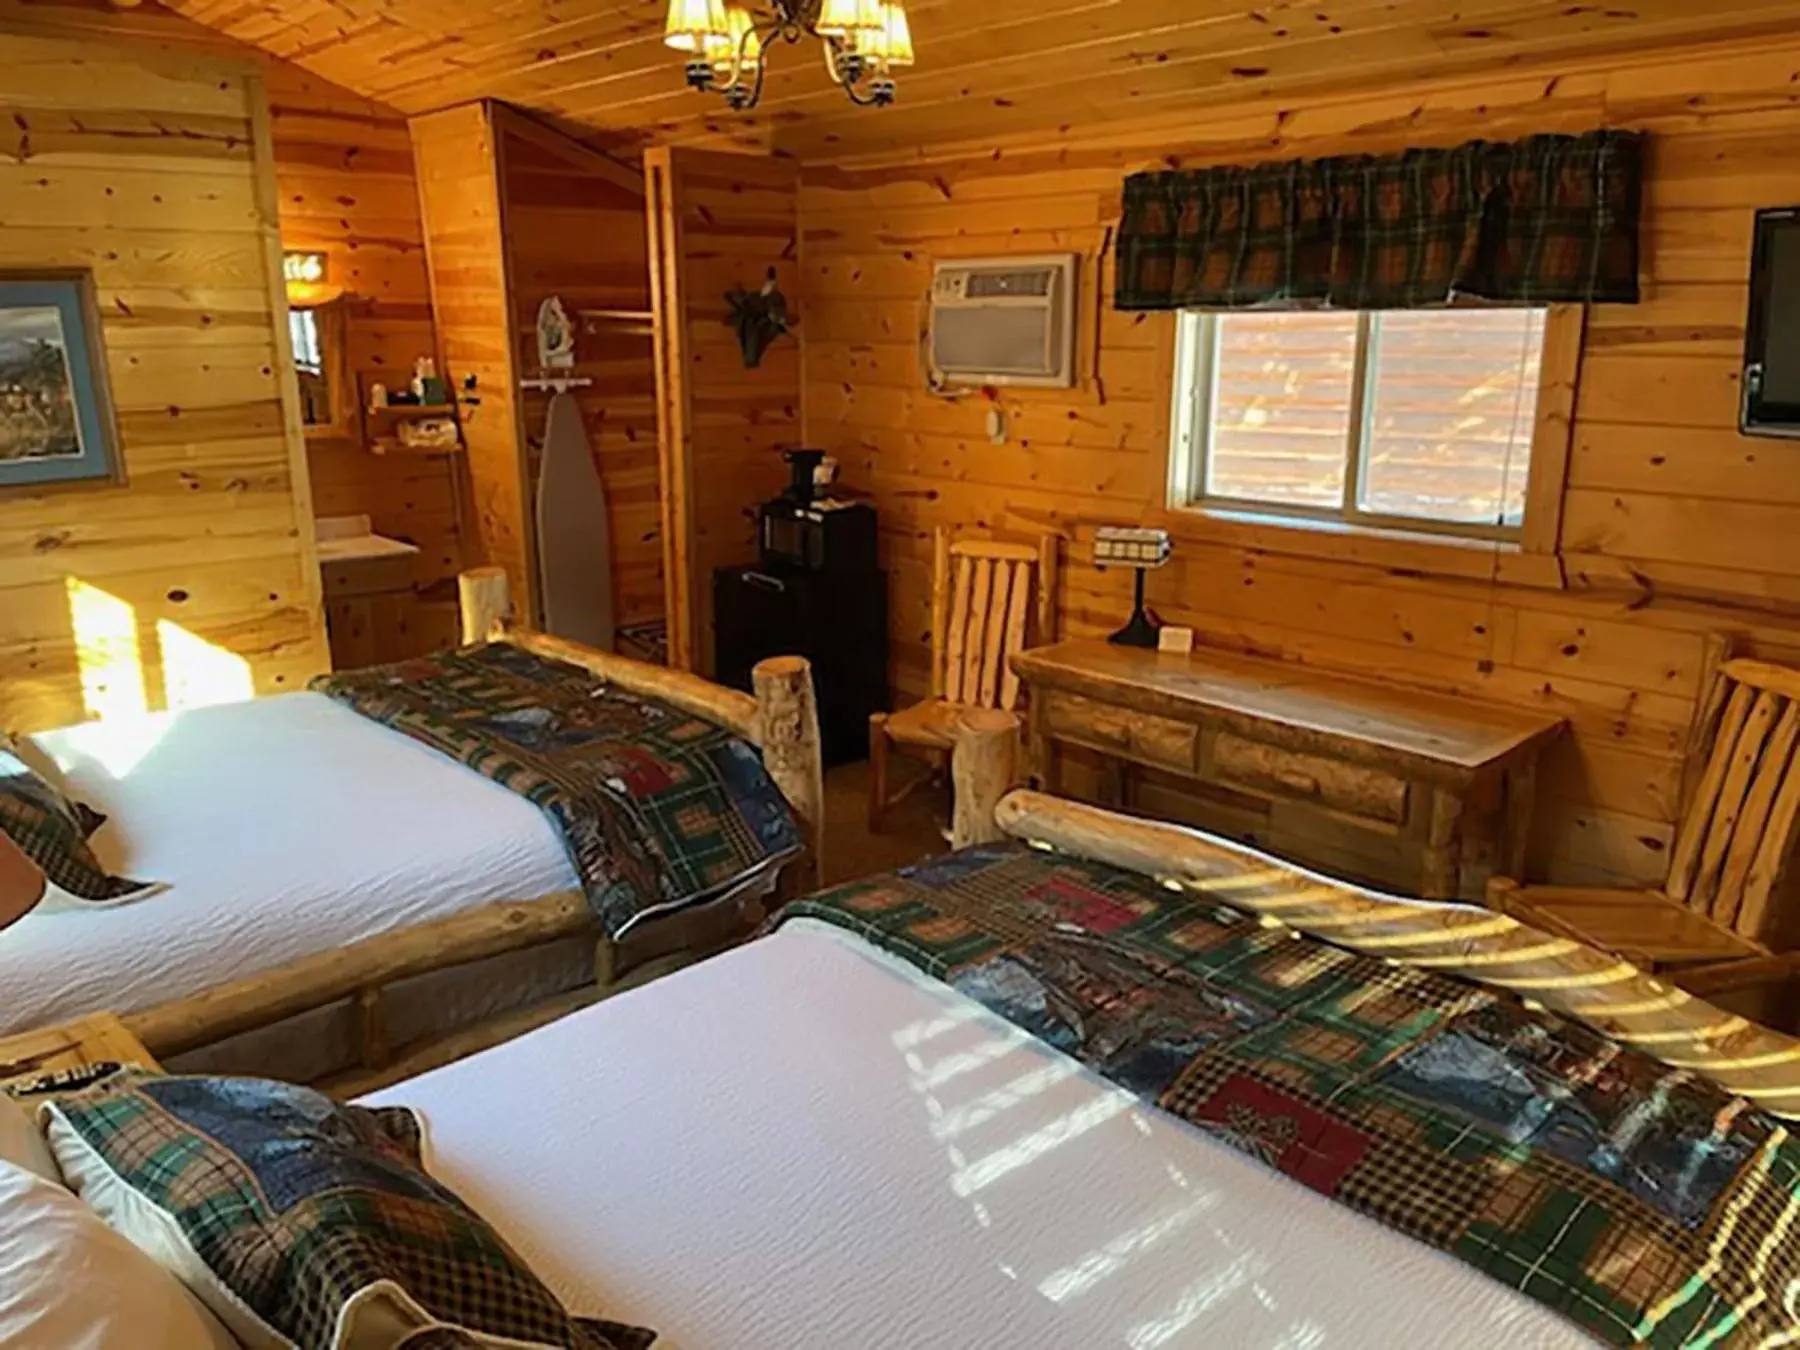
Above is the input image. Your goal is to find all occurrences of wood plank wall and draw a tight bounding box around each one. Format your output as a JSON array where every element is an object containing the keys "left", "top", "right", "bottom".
[
  {"left": 800, "top": 36, "right": 1800, "bottom": 890},
  {"left": 409, "top": 103, "right": 532, "bottom": 623},
  {"left": 648, "top": 148, "right": 801, "bottom": 675},
  {"left": 500, "top": 120, "right": 663, "bottom": 632},
  {"left": 270, "top": 63, "right": 463, "bottom": 666},
  {"left": 0, "top": 0, "right": 464, "bottom": 677},
  {"left": 0, "top": 24, "right": 329, "bottom": 732}
]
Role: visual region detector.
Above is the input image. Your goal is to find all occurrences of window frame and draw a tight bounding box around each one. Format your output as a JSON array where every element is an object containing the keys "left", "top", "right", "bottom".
[{"left": 1167, "top": 304, "right": 1582, "bottom": 557}]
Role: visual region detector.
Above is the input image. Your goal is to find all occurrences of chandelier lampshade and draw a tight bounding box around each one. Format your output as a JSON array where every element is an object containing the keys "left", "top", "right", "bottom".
[
  {"left": 664, "top": 0, "right": 729, "bottom": 51},
  {"left": 856, "top": 1, "right": 914, "bottom": 67},
  {"left": 704, "top": 5, "right": 757, "bottom": 76},
  {"left": 815, "top": 0, "right": 883, "bottom": 36}
]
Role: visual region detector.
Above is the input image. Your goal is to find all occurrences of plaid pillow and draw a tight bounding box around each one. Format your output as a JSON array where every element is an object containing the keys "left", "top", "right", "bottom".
[
  {"left": 42, "top": 1073, "right": 654, "bottom": 1350},
  {"left": 0, "top": 737, "right": 156, "bottom": 903}
]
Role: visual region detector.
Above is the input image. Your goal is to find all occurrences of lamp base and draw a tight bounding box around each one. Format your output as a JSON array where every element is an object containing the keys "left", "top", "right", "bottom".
[
  {"left": 1107, "top": 570, "right": 1163, "bottom": 648},
  {"left": 1108, "top": 607, "right": 1163, "bottom": 649}
]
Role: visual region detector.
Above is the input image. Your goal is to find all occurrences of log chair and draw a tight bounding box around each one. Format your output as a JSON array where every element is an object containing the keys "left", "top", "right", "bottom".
[
  {"left": 868, "top": 528, "right": 1057, "bottom": 833},
  {"left": 1487, "top": 648, "right": 1800, "bottom": 1008}
]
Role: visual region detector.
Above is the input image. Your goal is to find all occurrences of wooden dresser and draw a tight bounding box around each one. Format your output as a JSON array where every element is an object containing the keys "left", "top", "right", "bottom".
[{"left": 1012, "top": 640, "right": 1566, "bottom": 901}]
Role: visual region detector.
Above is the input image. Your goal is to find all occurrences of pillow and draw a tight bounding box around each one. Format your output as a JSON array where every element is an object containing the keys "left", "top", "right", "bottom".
[
  {"left": 0, "top": 735, "right": 157, "bottom": 904},
  {"left": 0, "top": 1158, "right": 239, "bottom": 1350},
  {"left": 43, "top": 1073, "right": 654, "bottom": 1350},
  {"left": 0, "top": 1097, "right": 59, "bottom": 1187}
]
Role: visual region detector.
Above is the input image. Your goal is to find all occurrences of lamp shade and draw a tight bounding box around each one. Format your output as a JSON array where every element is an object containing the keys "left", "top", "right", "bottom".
[
  {"left": 815, "top": 0, "right": 882, "bottom": 36},
  {"left": 0, "top": 833, "right": 44, "bottom": 933},
  {"left": 704, "top": 5, "right": 756, "bottom": 74},
  {"left": 664, "top": 0, "right": 729, "bottom": 51},
  {"left": 856, "top": 1, "right": 914, "bottom": 66}
]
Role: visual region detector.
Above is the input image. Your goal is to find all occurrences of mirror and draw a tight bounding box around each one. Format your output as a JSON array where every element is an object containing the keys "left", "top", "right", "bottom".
[{"left": 289, "top": 297, "right": 352, "bottom": 440}]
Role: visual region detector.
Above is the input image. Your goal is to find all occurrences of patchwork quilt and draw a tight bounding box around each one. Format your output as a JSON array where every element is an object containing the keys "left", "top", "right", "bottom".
[
  {"left": 775, "top": 843, "right": 1800, "bottom": 1348},
  {"left": 315, "top": 644, "right": 800, "bottom": 939}
]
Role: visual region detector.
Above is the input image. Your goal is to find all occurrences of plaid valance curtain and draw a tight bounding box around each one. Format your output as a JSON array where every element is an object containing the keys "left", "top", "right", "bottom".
[{"left": 1115, "top": 130, "right": 1643, "bottom": 311}]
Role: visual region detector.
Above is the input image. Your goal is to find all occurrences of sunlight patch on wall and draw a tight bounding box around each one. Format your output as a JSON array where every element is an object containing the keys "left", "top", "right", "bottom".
[
  {"left": 157, "top": 619, "right": 253, "bottom": 710},
  {"left": 66, "top": 578, "right": 147, "bottom": 723}
]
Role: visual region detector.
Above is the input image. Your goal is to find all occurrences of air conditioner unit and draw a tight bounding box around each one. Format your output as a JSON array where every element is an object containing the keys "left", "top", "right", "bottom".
[{"left": 928, "top": 254, "right": 1078, "bottom": 389}]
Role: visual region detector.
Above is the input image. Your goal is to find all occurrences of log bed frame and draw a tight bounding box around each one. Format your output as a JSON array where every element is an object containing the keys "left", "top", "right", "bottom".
[
  {"left": 994, "top": 789, "right": 1800, "bottom": 1118},
  {"left": 118, "top": 566, "right": 825, "bottom": 1094}
]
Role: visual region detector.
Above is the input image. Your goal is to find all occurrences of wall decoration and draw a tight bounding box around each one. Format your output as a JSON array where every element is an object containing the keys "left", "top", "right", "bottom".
[
  {"left": 725, "top": 268, "right": 789, "bottom": 368},
  {"left": 0, "top": 271, "right": 122, "bottom": 491}
]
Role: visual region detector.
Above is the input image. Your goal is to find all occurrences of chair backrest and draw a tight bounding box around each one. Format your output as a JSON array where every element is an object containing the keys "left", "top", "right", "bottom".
[
  {"left": 929, "top": 529, "right": 1059, "bottom": 712},
  {"left": 1666, "top": 657, "right": 1800, "bottom": 945}
]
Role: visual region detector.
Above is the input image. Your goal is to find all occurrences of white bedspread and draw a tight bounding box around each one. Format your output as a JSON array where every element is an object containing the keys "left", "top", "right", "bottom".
[
  {"left": 368, "top": 923, "right": 1591, "bottom": 1350},
  {"left": 0, "top": 693, "right": 578, "bottom": 1036}
]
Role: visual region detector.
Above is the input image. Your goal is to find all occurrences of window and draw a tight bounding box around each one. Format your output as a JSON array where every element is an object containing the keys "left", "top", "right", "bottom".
[
  {"left": 1168, "top": 307, "right": 1550, "bottom": 542},
  {"left": 289, "top": 308, "right": 323, "bottom": 378}
]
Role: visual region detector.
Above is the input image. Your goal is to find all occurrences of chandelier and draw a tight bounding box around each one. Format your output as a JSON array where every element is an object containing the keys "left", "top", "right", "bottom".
[{"left": 663, "top": 0, "right": 915, "bottom": 111}]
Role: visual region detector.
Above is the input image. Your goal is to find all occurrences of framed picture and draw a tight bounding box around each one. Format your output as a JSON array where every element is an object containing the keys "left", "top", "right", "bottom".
[{"left": 0, "top": 270, "right": 122, "bottom": 491}]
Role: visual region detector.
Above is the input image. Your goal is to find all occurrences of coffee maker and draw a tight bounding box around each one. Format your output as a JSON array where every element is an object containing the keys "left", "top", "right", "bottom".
[{"left": 757, "top": 448, "right": 877, "bottom": 574}]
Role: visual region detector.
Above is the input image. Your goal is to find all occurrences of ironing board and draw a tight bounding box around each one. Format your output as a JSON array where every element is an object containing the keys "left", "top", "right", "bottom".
[{"left": 535, "top": 389, "right": 615, "bottom": 651}]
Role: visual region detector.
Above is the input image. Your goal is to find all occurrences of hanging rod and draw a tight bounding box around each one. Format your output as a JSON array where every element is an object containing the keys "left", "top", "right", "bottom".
[
  {"left": 579, "top": 308, "right": 656, "bottom": 337},
  {"left": 520, "top": 375, "right": 594, "bottom": 393}
]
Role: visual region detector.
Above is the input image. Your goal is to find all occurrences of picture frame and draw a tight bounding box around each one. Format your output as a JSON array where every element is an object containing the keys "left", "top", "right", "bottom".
[{"left": 0, "top": 269, "right": 123, "bottom": 491}]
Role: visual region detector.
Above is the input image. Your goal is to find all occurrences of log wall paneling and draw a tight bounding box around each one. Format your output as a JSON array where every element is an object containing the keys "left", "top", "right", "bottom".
[
  {"left": 268, "top": 63, "right": 464, "bottom": 666},
  {"left": 646, "top": 147, "right": 800, "bottom": 676},
  {"left": 0, "top": 25, "right": 329, "bottom": 732},
  {"left": 799, "top": 35, "right": 1800, "bottom": 894},
  {"left": 409, "top": 103, "right": 534, "bottom": 623},
  {"left": 412, "top": 101, "right": 659, "bottom": 638},
  {"left": 0, "top": 0, "right": 468, "bottom": 673},
  {"left": 499, "top": 112, "right": 663, "bottom": 632}
]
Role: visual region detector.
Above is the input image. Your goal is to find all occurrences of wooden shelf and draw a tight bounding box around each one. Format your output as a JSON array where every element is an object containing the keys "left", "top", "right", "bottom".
[
  {"left": 370, "top": 436, "right": 462, "bottom": 457},
  {"left": 366, "top": 402, "right": 457, "bottom": 419}
]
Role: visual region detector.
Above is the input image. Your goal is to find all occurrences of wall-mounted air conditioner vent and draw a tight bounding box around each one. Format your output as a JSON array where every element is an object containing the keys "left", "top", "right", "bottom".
[{"left": 928, "top": 254, "right": 1077, "bottom": 389}]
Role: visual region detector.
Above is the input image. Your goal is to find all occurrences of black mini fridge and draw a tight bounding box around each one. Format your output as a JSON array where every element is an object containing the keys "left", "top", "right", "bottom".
[{"left": 713, "top": 562, "right": 888, "bottom": 767}]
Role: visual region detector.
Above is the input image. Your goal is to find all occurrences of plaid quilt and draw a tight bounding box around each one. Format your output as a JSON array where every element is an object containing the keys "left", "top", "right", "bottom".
[
  {"left": 314, "top": 644, "right": 800, "bottom": 940},
  {"left": 776, "top": 844, "right": 1800, "bottom": 1348},
  {"left": 43, "top": 1073, "right": 653, "bottom": 1350}
]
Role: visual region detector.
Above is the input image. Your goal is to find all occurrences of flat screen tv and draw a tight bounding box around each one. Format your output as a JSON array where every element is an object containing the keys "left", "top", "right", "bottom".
[{"left": 1743, "top": 207, "right": 1800, "bottom": 436}]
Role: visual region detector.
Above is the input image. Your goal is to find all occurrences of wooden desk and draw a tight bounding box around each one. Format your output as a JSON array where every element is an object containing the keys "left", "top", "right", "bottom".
[
  {"left": 1012, "top": 640, "right": 1567, "bottom": 901},
  {"left": 0, "top": 1013, "right": 159, "bottom": 1095}
]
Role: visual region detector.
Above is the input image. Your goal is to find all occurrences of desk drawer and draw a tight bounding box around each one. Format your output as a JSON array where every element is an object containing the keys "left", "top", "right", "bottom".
[
  {"left": 1041, "top": 691, "right": 1198, "bottom": 774},
  {"left": 1211, "top": 732, "right": 1409, "bottom": 825}
]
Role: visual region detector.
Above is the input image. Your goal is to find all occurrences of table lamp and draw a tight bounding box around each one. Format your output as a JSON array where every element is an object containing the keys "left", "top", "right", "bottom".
[
  {"left": 1094, "top": 527, "right": 1173, "bottom": 648},
  {"left": 0, "top": 833, "right": 45, "bottom": 932}
]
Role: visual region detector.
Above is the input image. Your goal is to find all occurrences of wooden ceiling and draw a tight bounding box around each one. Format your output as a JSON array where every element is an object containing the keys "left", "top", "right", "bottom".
[{"left": 156, "top": 0, "right": 1800, "bottom": 162}]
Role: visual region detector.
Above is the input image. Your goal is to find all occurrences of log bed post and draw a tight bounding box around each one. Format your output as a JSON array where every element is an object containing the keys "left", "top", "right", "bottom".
[
  {"left": 459, "top": 565, "right": 514, "bottom": 643},
  {"left": 753, "top": 655, "right": 825, "bottom": 889},
  {"left": 952, "top": 709, "right": 1019, "bottom": 848}
]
